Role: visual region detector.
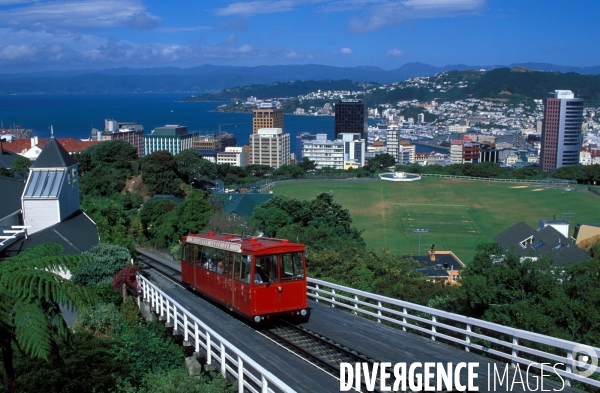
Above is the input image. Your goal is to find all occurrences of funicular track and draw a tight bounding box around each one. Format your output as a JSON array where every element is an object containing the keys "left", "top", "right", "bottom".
[{"left": 261, "top": 321, "right": 388, "bottom": 393}]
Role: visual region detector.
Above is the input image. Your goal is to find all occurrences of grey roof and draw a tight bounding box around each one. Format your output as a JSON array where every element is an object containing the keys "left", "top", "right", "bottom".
[
  {"left": 1, "top": 211, "right": 98, "bottom": 257},
  {"left": 413, "top": 253, "right": 464, "bottom": 277},
  {"left": 32, "top": 138, "right": 77, "bottom": 168},
  {"left": 494, "top": 221, "right": 590, "bottom": 265},
  {"left": 0, "top": 176, "right": 25, "bottom": 220},
  {"left": 0, "top": 149, "right": 21, "bottom": 169}
]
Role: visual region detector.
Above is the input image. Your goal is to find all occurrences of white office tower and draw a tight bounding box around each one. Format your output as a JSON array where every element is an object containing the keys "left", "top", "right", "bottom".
[{"left": 249, "top": 128, "right": 290, "bottom": 169}]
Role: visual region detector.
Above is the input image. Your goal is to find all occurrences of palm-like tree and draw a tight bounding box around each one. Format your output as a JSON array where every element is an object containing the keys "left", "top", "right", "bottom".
[{"left": 0, "top": 243, "right": 97, "bottom": 393}]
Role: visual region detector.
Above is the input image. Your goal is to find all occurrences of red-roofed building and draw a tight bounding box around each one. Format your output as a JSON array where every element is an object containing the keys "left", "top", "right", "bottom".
[{"left": 2, "top": 137, "right": 99, "bottom": 161}]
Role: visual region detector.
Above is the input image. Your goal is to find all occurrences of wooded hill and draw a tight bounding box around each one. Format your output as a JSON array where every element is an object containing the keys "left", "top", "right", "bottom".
[{"left": 186, "top": 68, "right": 600, "bottom": 108}]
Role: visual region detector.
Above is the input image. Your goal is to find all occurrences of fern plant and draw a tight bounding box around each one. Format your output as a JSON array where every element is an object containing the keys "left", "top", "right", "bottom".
[{"left": 0, "top": 243, "right": 97, "bottom": 393}]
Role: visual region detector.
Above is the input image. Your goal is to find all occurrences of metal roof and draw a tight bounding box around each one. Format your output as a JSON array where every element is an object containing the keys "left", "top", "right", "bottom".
[{"left": 32, "top": 138, "right": 77, "bottom": 168}]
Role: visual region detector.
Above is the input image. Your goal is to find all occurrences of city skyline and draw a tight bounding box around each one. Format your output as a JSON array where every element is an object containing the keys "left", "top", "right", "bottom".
[{"left": 0, "top": 0, "right": 599, "bottom": 72}]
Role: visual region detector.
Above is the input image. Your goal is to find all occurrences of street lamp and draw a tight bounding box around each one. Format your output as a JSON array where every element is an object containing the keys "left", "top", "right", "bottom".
[{"left": 411, "top": 228, "right": 429, "bottom": 256}]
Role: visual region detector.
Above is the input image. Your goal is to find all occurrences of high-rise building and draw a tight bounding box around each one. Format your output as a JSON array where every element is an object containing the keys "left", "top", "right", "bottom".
[
  {"left": 252, "top": 102, "right": 284, "bottom": 134},
  {"left": 540, "top": 90, "right": 584, "bottom": 171},
  {"left": 249, "top": 128, "right": 290, "bottom": 169},
  {"left": 339, "top": 133, "right": 366, "bottom": 167},
  {"left": 302, "top": 134, "right": 344, "bottom": 170},
  {"left": 334, "top": 99, "right": 367, "bottom": 139},
  {"left": 100, "top": 119, "right": 145, "bottom": 157},
  {"left": 144, "top": 125, "right": 195, "bottom": 157}
]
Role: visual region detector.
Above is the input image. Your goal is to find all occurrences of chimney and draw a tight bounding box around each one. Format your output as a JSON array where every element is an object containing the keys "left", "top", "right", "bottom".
[{"left": 30, "top": 136, "right": 38, "bottom": 148}]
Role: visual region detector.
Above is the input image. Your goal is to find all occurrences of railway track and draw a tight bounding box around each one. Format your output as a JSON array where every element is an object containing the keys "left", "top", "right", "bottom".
[
  {"left": 136, "top": 249, "right": 429, "bottom": 392},
  {"left": 261, "top": 321, "right": 386, "bottom": 392}
]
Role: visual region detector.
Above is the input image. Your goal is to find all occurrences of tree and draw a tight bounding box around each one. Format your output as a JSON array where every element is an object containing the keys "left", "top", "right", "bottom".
[
  {"left": 141, "top": 151, "right": 182, "bottom": 196},
  {"left": 297, "top": 157, "right": 317, "bottom": 172},
  {"left": 174, "top": 150, "right": 204, "bottom": 184},
  {"left": 274, "top": 164, "right": 305, "bottom": 179},
  {"left": 72, "top": 244, "right": 132, "bottom": 287},
  {"left": 0, "top": 243, "right": 96, "bottom": 393},
  {"left": 10, "top": 156, "right": 32, "bottom": 180}
]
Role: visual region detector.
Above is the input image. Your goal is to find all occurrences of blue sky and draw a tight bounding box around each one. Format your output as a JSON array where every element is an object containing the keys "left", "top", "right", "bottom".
[{"left": 0, "top": 0, "right": 598, "bottom": 72}]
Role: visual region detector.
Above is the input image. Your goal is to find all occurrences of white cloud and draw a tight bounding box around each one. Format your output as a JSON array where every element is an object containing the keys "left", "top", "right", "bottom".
[
  {"left": 215, "top": 0, "right": 326, "bottom": 16},
  {"left": 0, "top": 44, "right": 38, "bottom": 60},
  {"left": 0, "top": 0, "right": 161, "bottom": 32},
  {"left": 385, "top": 48, "right": 403, "bottom": 57},
  {"left": 348, "top": 0, "right": 485, "bottom": 33},
  {"left": 337, "top": 47, "right": 353, "bottom": 55}
]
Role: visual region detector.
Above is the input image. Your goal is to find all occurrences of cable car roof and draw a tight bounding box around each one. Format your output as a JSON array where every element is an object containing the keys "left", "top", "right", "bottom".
[{"left": 184, "top": 232, "right": 305, "bottom": 254}]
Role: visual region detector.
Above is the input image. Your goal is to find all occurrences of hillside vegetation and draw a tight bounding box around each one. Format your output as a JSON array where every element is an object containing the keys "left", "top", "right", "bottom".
[{"left": 185, "top": 68, "right": 600, "bottom": 112}]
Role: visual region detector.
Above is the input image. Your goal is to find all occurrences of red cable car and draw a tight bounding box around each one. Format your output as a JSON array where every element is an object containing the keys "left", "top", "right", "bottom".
[{"left": 181, "top": 232, "right": 310, "bottom": 324}]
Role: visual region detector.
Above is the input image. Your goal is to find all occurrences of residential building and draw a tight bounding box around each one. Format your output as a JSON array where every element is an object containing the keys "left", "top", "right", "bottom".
[
  {"left": 2, "top": 137, "right": 99, "bottom": 161},
  {"left": 494, "top": 221, "right": 589, "bottom": 265},
  {"left": 216, "top": 147, "right": 247, "bottom": 167},
  {"left": 144, "top": 125, "right": 195, "bottom": 157},
  {"left": 399, "top": 140, "right": 416, "bottom": 164},
  {"left": 540, "top": 90, "right": 584, "bottom": 171},
  {"left": 450, "top": 140, "right": 463, "bottom": 164},
  {"left": 253, "top": 103, "right": 284, "bottom": 134},
  {"left": 334, "top": 99, "right": 367, "bottom": 139},
  {"left": 249, "top": 128, "right": 290, "bottom": 169},
  {"left": 1, "top": 138, "right": 98, "bottom": 258},
  {"left": 413, "top": 250, "right": 465, "bottom": 285},
  {"left": 100, "top": 119, "right": 145, "bottom": 157},
  {"left": 580, "top": 146, "right": 600, "bottom": 165},
  {"left": 450, "top": 136, "right": 480, "bottom": 164},
  {"left": 295, "top": 132, "right": 317, "bottom": 161},
  {"left": 386, "top": 124, "right": 399, "bottom": 161},
  {"left": 302, "top": 134, "right": 344, "bottom": 170},
  {"left": 339, "top": 133, "right": 366, "bottom": 167}
]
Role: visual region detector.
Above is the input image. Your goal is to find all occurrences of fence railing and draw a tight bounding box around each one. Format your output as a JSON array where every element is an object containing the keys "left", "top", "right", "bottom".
[
  {"left": 419, "top": 173, "right": 578, "bottom": 186},
  {"left": 139, "top": 275, "right": 296, "bottom": 393},
  {"left": 307, "top": 277, "right": 600, "bottom": 389}
]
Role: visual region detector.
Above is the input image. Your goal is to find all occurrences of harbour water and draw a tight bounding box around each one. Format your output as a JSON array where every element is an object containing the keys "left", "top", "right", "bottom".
[{"left": 0, "top": 93, "right": 435, "bottom": 153}]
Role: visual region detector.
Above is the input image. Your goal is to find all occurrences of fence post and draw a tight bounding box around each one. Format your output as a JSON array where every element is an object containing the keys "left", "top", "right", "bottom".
[
  {"left": 261, "top": 375, "right": 268, "bottom": 393},
  {"left": 206, "top": 332, "right": 212, "bottom": 365},
  {"left": 565, "top": 350, "right": 573, "bottom": 387},
  {"left": 465, "top": 323, "right": 471, "bottom": 352},
  {"left": 511, "top": 337, "right": 518, "bottom": 368},
  {"left": 184, "top": 313, "right": 189, "bottom": 341},
  {"left": 166, "top": 299, "right": 170, "bottom": 323},
  {"left": 402, "top": 307, "right": 407, "bottom": 332},
  {"left": 237, "top": 355, "right": 244, "bottom": 393},
  {"left": 221, "top": 342, "right": 227, "bottom": 377},
  {"left": 194, "top": 321, "right": 200, "bottom": 353},
  {"left": 354, "top": 295, "right": 359, "bottom": 315},
  {"left": 331, "top": 289, "right": 336, "bottom": 307},
  {"left": 431, "top": 315, "right": 436, "bottom": 341},
  {"left": 377, "top": 301, "right": 382, "bottom": 323}
]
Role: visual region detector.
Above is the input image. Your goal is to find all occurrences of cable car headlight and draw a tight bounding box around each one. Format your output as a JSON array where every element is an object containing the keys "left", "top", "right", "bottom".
[
  {"left": 254, "top": 316, "right": 261, "bottom": 323},
  {"left": 300, "top": 309, "right": 307, "bottom": 316}
]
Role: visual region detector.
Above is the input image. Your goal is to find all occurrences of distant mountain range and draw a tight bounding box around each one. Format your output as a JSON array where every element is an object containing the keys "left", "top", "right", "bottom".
[{"left": 0, "top": 62, "right": 598, "bottom": 94}]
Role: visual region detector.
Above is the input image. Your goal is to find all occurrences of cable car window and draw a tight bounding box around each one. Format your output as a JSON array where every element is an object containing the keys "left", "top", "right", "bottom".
[
  {"left": 215, "top": 249, "right": 225, "bottom": 273},
  {"left": 224, "top": 252, "right": 234, "bottom": 277},
  {"left": 236, "top": 254, "right": 251, "bottom": 283},
  {"left": 280, "top": 252, "right": 304, "bottom": 281},
  {"left": 256, "top": 255, "right": 278, "bottom": 284},
  {"left": 203, "top": 247, "right": 215, "bottom": 270},
  {"left": 182, "top": 243, "right": 189, "bottom": 263},
  {"left": 196, "top": 245, "right": 205, "bottom": 267}
]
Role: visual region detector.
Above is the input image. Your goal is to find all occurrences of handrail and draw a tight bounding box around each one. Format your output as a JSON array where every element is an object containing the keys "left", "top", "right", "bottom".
[
  {"left": 307, "top": 277, "right": 600, "bottom": 389},
  {"left": 138, "top": 275, "right": 296, "bottom": 393}
]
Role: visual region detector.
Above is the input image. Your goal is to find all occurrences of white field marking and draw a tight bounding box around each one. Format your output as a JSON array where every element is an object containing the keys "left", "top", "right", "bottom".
[
  {"left": 392, "top": 203, "right": 466, "bottom": 207},
  {"left": 532, "top": 189, "right": 544, "bottom": 191},
  {"left": 510, "top": 186, "right": 529, "bottom": 188}
]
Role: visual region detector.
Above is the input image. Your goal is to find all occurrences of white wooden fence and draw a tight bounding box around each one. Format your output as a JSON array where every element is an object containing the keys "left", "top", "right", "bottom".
[
  {"left": 307, "top": 277, "right": 600, "bottom": 389},
  {"left": 139, "top": 275, "right": 296, "bottom": 393}
]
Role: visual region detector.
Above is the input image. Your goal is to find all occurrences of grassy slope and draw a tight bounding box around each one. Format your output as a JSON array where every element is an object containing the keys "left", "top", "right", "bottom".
[{"left": 274, "top": 178, "right": 599, "bottom": 263}]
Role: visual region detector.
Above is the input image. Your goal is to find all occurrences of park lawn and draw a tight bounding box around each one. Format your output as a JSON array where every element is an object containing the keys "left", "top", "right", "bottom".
[{"left": 273, "top": 178, "right": 599, "bottom": 263}]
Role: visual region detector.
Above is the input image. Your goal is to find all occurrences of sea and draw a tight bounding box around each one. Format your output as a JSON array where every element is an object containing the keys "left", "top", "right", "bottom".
[{"left": 0, "top": 93, "right": 435, "bottom": 153}]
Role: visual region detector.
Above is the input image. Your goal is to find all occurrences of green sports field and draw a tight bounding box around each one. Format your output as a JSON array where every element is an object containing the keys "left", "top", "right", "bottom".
[{"left": 273, "top": 178, "right": 599, "bottom": 263}]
